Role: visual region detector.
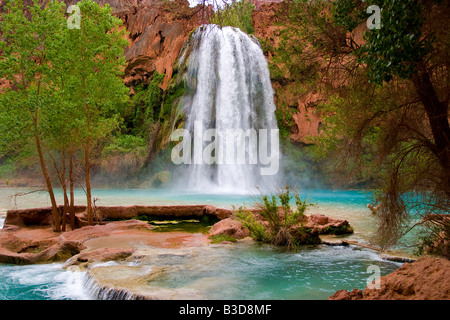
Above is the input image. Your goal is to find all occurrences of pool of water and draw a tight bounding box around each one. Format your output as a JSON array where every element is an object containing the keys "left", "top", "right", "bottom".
[
  {"left": 127, "top": 242, "right": 401, "bottom": 300},
  {"left": 0, "top": 187, "right": 377, "bottom": 240},
  {"left": 0, "top": 242, "right": 401, "bottom": 300},
  {"left": 0, "top": 187, "right": 406, "bottom": 300}
]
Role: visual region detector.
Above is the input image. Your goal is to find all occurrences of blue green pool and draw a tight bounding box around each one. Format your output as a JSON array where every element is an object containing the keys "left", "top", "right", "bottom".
[{"left": 0, "top": 187, "right": 405, "bottom": 300}]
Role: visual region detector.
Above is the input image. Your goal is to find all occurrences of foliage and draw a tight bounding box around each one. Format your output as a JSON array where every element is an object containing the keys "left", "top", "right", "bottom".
[
  {"left": 102, "top": 135, "right": 146, "bottom": 157},
  {"left": 236, "top": 186, "right": 313, "bottom": 250},
  {"left": 0, "top": 0, "right": 130, "bottom": 229},
  {"left": 127, "top": 72, "right": 165, "bottom": 139},
  {"left": 210, "top": 0, "right": 255, "bottom": 34},
  {"left": 272, "top": 0, "right": 450, "bottom": 253},
  {"left": 412, "top": 213, "right": 450, "bottom": 259},
  {"left": 333, "top": 0, "right": 432, "bottom": 83},
  {"left": 235, "top": 207, "right": 271, "bottom": 243}
]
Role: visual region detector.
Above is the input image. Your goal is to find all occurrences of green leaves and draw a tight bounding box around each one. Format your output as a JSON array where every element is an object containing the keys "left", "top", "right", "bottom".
[
  {"left": 333, "top": 0, "right": 433, "bottom": 83},
  {"left": 0, "top": 0, "right": 129, "bottom": 172},
  {"left": 210, "top": 0, "right": 255, "bottom": 34}
]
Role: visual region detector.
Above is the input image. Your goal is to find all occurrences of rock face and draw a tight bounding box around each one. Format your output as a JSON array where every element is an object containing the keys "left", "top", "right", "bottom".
[
  {"left": 252, "top": 2, "right": 324, "bottom": 145},
  {"left": 59, "top": 0, "right": 201, "bottom": 89},
  {"left": 208, "top": 218, "right": 250, "bottom": 239},
  {"left": 329, "top": 257, "right": 450, "bottom": 300}
]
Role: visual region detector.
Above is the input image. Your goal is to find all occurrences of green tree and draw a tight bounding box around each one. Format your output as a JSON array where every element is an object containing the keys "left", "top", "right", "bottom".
[
  {"left": 210, "top": 0, "right": 255, "bottom": 34},
  {"left": 0, "top": 0, "right": 130, "bottom": 230},
  {"left": 334, "top": 0, "right": 449, "bottom": 193},
  {"left": 0, "top": 0, "right": 67, "bottom": 232},
  {"left": 331, "top": 0, "right": 449, "bottom": 250},
  {"left": 58, "top": 0, "right": 129, "bottom": 225},
  {"left": 271, "top": 0, "right": 449, "bottom": 252}
]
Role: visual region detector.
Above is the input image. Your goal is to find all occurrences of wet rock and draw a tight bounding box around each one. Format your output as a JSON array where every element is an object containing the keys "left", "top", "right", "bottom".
[
  {"left": 208, "top": 218, "right": 250, "bottom": 239},
  {"left": 85, "top": 264, "right": 205, "bottom": 300},
  {"left": 64, "top": 248, "right": 135, "bottom": 268}
]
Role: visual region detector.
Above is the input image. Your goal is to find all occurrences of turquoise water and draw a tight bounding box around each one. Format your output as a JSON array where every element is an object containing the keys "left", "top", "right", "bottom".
[
  {"left": 0, "top": 243, "right": 401, "bottom": 300},
  {"left": 138, "top": 242, "right": 401, "bottom": 300},
  {"left": 0, "top": 187, "right": 404, "bottom": 300}
]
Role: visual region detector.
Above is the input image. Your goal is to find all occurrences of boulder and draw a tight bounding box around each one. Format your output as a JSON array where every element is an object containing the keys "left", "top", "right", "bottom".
[
  {"left": 329, "top": 257, "right": 450, "bottom": 300},
  {"left": 208, "top": 218, "right": 250, "bottom": 239},
  {"left": 304, "top": 214, "right": 354, "bottom": 235}
]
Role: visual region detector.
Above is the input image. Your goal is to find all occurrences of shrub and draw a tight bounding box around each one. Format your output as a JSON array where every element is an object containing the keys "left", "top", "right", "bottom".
[{"left": 236, "top": 186, "right": 315, "bottom": 250}]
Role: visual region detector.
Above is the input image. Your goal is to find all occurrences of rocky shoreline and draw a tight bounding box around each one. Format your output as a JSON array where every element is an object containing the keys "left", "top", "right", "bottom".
[
  {"left": 1, "top": 205, "right": 448, "bottom": 300},
  {"left": 329, "top": 256, "right": 450, "bottom": 300}
]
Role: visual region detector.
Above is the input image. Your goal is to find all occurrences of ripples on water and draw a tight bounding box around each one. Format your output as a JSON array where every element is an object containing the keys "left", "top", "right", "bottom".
[{"left": 0, "top": 243, "right": 401, "bottom": 300}]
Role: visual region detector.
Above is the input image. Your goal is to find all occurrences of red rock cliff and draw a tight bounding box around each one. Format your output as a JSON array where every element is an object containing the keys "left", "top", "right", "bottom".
[{"left": 62, "top": 0, "right": 203, "bottom": 90}]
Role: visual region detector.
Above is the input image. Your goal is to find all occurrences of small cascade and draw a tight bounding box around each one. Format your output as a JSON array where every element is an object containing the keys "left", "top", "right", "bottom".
[{"left": 82, "top": 271, "right": 143, "bottom": 300}]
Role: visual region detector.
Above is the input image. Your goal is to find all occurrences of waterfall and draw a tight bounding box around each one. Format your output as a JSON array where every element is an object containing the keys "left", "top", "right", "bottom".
[
  {"left": 83, "top": 271, "right": 143, "bottom": 300},
  {"left": 173, "top": 25, "right": 280, "bottom": 194}
]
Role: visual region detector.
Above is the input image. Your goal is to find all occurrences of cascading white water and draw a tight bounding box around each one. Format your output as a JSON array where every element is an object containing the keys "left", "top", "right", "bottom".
[{"left": 176, "top": 24, "right": 280, "bottom": 193}]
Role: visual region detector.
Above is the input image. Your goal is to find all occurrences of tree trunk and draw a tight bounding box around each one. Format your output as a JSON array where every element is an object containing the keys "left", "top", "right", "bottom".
[
  {"left": 61, "top": 150, "right": 69, "bottom": 231},
  {"left": 33, "top": 123, "right": 60, "bottom": 232},
  {"left": 412, "top": 60, "right": 450, "bottom": 194},
  {"left": 69, "top": 149, "right": 76, "bottom": 229},
  {"left": 84, "top": 137, "right": 92, "bottom": 225},
  {"left": 85, "top": 99, "right": 93, "bottom": 225}
]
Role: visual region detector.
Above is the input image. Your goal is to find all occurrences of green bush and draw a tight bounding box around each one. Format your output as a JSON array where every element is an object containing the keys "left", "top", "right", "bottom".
[
  {"left": 102, "top": 134, "right": 146, "bottom": 157},
  {"left": 236, "top": 186, "right": 315, "bottom": 250},
  {"left": 127, "top": 72, "right": 165, "bottom": 138}
]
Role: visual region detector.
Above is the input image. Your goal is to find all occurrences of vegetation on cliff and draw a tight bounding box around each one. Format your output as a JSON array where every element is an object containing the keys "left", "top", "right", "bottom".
[{"left": 210, "top": 0, "right": 255, "bottom": 34}]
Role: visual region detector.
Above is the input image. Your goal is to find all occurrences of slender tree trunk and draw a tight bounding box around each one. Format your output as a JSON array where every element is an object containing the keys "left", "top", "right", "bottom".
[
  {"left": 412, "top": 60, "right": 450, "bottom": 195},
  {"left": 69, "top": 148, "right": 76, "bottom": 229},
  {"left": 85, "top": 102, "right": 93, "bottom": 225},
  {"left": 33, "top": 116, "right": 60, "bottom": 232},
  {"left": 61, "top": 150, "right": 69, "bottom": 231}
]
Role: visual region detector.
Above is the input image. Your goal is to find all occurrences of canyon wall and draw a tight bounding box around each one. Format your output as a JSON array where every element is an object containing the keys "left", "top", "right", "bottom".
[
  {"left": 252, "top": 1, "right": 323, "bottom": 145},
  {"left": 63, "top": 0, "right": 203, "bottom": 90}
]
